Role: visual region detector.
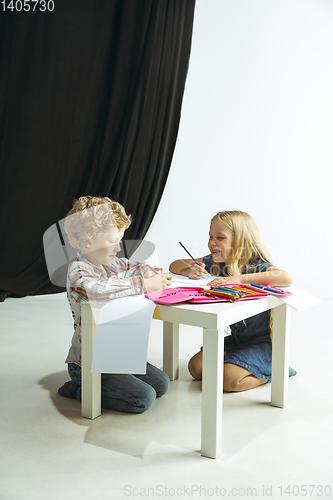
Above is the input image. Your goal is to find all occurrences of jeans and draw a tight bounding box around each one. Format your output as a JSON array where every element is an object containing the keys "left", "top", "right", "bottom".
[{"left": 68, "top": 362, "right": 170, "bottom": 414}]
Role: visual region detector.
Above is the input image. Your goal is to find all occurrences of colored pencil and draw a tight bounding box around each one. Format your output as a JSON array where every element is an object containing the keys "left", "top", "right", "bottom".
[
  {"left": 250, "top": 283, "right": 283, "bottom": 294},
  {"left": 204, "top": 289, "right": 239, "bottom": 301},
  {"left": 179, "top": 241, "right": 201, "bottom": 266},
  {"left": 213, "top": 285, "right": 259, "bottom": 297},
  {"left": 213, "top": 286, "right": 239, "bottom": 295},
  {"left": 264, "top": 286, "right": 283, "bottom": 294},
  {"left": 243, "top": 285, "right": 268, "bottom": 295}
]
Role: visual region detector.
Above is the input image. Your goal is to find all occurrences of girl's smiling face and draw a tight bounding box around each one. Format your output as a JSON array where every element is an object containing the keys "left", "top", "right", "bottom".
[{"left": 208, "top": 220, "right": 235, "bottom": 265}]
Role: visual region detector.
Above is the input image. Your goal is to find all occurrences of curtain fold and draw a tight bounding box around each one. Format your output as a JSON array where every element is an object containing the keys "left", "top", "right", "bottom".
[{"left": 0, "top": 0, "right": 195, "bottom": 300}]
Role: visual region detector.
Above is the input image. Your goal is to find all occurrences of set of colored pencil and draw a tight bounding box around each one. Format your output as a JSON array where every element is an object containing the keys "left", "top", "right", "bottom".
[
  {"left": 222, "top": 285, "right": 266, "bottom": 297},
  {"left": 214, "top": 285, "right": 255, "bottom": 297},
  {"left": 203, "top": 284, "right": 269, "bottom": 302},
  {"left": 203, "top": 288, "right": 240, "bottom": 301}
]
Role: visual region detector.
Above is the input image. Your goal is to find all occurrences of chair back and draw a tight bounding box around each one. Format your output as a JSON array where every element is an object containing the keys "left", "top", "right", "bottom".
[{"left": 91, "top": 295, "right": 155, "bottom": 374}]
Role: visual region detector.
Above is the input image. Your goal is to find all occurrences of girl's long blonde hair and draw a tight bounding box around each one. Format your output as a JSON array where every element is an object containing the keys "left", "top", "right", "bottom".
[
  {"left": 212, "top": 210, "right": 274, "bottom": 337},
  {"left": 210, "top": 210, "right": 273, "bottom": 276}
]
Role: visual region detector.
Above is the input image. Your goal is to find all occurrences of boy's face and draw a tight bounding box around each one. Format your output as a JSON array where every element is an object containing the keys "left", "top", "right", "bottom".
[{"left": 82, "top": 226, "right": 125, "bottom": 268}]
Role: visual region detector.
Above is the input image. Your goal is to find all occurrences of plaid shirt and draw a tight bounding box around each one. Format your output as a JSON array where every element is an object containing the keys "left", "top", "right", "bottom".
[{"left": 65, "top": 255, "right": 160, "bottom": 366}]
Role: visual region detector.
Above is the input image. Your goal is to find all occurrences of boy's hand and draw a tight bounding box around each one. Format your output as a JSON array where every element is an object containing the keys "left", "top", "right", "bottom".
[
  {"left": 143, "top": 269, "right": 155, "bottom": 278},
  {"left": 188, "top": 263, "right": 207, "bottom": 280},
  {"left": 143, "top": 269, "right": 172, "bottom": 292}
]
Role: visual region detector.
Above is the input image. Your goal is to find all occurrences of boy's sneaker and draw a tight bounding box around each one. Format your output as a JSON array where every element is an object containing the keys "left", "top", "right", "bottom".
[{"left": 58, "top": 380, "right": 80, "bottom": 400}]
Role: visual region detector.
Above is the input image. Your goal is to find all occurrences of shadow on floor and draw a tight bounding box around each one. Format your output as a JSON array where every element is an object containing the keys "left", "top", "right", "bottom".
[{"left": 38, "top": 366, "right": 201, "bottom": 459}]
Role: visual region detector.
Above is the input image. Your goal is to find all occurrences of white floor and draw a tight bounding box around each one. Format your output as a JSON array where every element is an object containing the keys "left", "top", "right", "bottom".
[{"left": 1, "top": 294, "right": 332, "bottom": 500}]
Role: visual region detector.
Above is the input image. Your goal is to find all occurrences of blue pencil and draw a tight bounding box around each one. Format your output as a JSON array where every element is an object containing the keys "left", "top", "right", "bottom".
[
  {"left": 179, "top": 241, "right": 201, "bottom": 266},
  {"left": 250, "top": 283, "right": 264, "bottom": 289},
  {"left": 250, "top": 283, "right": 283, "bottom": 294},
  {"left": 264, "top": 286, "right": 283, "bottom": 294}
]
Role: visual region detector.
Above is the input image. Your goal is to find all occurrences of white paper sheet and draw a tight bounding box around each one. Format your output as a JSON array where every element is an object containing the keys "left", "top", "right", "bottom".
[
  {"left": 278, "top": 286, "right": 321, "bottom": 312},
  {"left": 170, "top": 273, "right": 213, "bottom": 287},
  {"left": 91, "top": 295, "right": 155, "bottom": 374}
]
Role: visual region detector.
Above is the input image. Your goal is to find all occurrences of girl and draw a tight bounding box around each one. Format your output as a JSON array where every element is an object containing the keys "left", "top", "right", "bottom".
[{"left": 169, "top": 210, "right": 294, "bottom": 392}]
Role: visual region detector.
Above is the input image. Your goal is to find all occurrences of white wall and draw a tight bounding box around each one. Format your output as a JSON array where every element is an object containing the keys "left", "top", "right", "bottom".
[{"left": 146, "top": 0, "right": 333, "bottom": 298}]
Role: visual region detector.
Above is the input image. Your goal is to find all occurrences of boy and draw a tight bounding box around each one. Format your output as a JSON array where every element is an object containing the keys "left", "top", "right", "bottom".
[{"left": 58, "top": 195, "right": 171, "bottom": 413}]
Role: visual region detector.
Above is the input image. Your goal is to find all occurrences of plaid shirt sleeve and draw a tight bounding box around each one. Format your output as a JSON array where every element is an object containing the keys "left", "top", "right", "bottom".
[
  {"left": 112, "top": 257, "right": 160, "bottom": 277},
  {"left": 67, "top": 257, "right": 157, "bottom": 303}
]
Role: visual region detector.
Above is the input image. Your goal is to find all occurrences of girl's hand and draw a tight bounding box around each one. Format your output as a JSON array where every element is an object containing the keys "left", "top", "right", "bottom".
[
  {"left": 188, "top": 263, "right": 207, "bottom": 280},
  {"left": 143, "top": 269, "right": 172, "bottom": 292},
  {"left": 208, "top": 275, "right": 242, "bottom": 286}
]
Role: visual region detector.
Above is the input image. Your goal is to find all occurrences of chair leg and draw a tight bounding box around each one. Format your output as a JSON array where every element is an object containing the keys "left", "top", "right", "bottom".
[{"left": 81, "top": 303, "right": 101, "bottom": 419}]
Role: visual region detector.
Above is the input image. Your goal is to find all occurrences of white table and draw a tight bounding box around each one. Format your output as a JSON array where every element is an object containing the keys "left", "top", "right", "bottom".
[
  {"left": 152, "top": 294, "right": 291, "bottom": 459},
  {"left": 81, "top": 294, "right": 291, "bottom": 460}
]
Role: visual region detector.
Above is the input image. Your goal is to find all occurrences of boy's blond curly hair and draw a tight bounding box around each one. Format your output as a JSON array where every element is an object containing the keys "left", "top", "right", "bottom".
[{"left": 64, "top": 195, "right": 131, "bottom": 250}]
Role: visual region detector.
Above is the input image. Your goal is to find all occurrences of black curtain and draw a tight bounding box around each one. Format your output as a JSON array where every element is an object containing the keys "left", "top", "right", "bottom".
[{"left": 0, "top": 0, "right": 195, "bottom": 300}]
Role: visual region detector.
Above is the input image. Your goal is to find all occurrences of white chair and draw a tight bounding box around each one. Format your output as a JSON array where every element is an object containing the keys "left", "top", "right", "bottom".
[{"left": 81, "top": 296, "right": 155, "bottom": 419}]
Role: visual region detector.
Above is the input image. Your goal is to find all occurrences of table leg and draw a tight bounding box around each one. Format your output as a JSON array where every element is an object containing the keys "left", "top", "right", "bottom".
[
  {"left": 163, "top": 321, "right": 179, "bottom": 381},
  {"left": 81, "top": 305, "right": 101, "bottom": 419},
  {"left": 271, "top": 303, "right": 291, "bottom": 408},
  {"left": 201, "top": 328, "right": 224, "bottom": 459}
]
